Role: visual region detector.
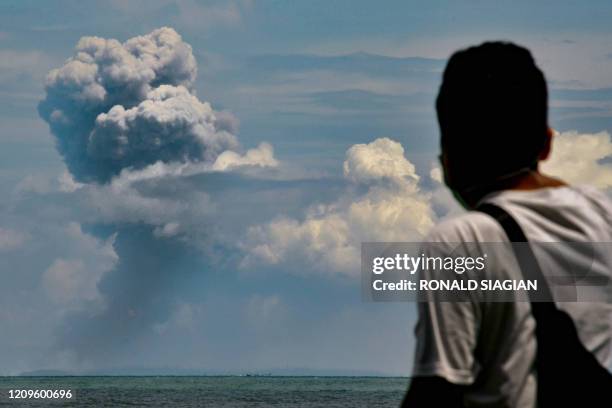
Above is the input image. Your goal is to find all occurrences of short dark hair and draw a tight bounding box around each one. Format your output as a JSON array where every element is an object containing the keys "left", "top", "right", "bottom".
[{"left": 436, "top": 41, "right": 548, "bottom": 188}]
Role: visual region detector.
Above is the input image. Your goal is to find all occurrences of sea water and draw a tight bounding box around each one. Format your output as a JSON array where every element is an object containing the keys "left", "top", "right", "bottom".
[{"left": 0, "top": 376, "right": 408, "bottom": 407}]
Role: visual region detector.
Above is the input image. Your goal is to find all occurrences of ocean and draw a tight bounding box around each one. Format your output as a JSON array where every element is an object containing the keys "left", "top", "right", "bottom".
[{"left": 0, "top": 376, "right": 408, "bottom": 407}]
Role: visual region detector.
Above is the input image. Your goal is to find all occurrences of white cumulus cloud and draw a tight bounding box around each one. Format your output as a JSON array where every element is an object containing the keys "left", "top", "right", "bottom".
[
  {"left": 543, "top": 130, "right": 612, "bottom": 189},
  {"left": 212, "top": 142, "right": 278, "bottom": 171},
  {"left": 242, "top": 138, "right": 436, "bottom": 276},
  {"left": 343, "top": 137, "right": 419, "bottom": 183}
]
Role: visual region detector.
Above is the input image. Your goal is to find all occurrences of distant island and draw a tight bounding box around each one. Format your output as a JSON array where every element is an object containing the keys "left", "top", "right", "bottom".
[{"left": 16, "top": 367, "right": 401, "bottom": 377}]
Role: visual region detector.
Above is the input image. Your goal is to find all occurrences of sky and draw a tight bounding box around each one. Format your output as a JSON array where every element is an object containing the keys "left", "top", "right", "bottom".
[{"left": 2, "top": 0, "right": 612, "bottom": 376}]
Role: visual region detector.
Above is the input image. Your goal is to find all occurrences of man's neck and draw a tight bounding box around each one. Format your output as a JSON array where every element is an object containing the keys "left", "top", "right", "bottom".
[
  {"left": 464, "top": 170, "right": 567, "bottom": 209},
  {"left": 504, "top": 170, "right": 567, "bottom": 191}
]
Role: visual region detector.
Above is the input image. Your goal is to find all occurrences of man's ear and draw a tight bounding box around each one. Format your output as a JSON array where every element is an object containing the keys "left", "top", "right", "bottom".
[
  {"left": 538, "top": 127, "right": 554, "bottom": 161},
  {"left": 439, "top": 153, "right": 451, "bottom": 187}
]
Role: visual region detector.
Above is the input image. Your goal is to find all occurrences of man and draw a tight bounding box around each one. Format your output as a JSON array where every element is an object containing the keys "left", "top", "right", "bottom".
[{"left": 402, "top": 42, "right": 612, "bottom": 407}]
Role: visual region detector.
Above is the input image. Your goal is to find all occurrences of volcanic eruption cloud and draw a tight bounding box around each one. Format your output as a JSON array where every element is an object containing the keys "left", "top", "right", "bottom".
[
  {"left": 37, "top": 28, "right": 279, "bottom": 364},
  {"left": 39, "top": 27, "right": 240, "bottom": 183}
]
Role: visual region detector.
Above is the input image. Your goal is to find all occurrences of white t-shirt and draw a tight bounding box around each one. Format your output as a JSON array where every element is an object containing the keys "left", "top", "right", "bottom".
[{"left": 412, "top": 185, "right": 612, "bottom": 408}]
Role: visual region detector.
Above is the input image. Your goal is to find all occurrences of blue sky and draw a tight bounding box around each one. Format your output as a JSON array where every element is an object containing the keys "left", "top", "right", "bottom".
[{"left": 1, "top": 0, "right": 612, "bottom": 375}]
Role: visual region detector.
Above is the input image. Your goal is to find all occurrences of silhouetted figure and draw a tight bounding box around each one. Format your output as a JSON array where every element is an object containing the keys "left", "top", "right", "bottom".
[{"left": 402, "top": 42, "right": 612, "bottom": 407}]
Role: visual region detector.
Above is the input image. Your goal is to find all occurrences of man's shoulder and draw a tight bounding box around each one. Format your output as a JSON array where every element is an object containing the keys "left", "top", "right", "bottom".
[{"left": 425, "top": 211, "right": 508, "bottom": 243}]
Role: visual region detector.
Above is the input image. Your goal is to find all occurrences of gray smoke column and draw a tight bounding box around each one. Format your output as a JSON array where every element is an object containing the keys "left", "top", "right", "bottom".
[
  {"left": 36, "top": 27, "right": 257, "bottom": 366},
  {"left": 39, "top": 27, "right": 237, "bottom": 183}
]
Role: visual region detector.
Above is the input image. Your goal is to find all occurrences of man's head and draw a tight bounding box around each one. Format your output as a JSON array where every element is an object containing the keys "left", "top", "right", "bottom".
[{"left": 436, "top": 41, "right": 551, "bottom": 205}]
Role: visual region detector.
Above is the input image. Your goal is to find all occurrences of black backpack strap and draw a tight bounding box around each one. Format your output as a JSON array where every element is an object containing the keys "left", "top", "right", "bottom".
[
  {"left": 478, "top": 203, "right": 612, "bottom": 407},
  {"left": 476, "top": 203, "right": 557, "bottom": 316}
]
